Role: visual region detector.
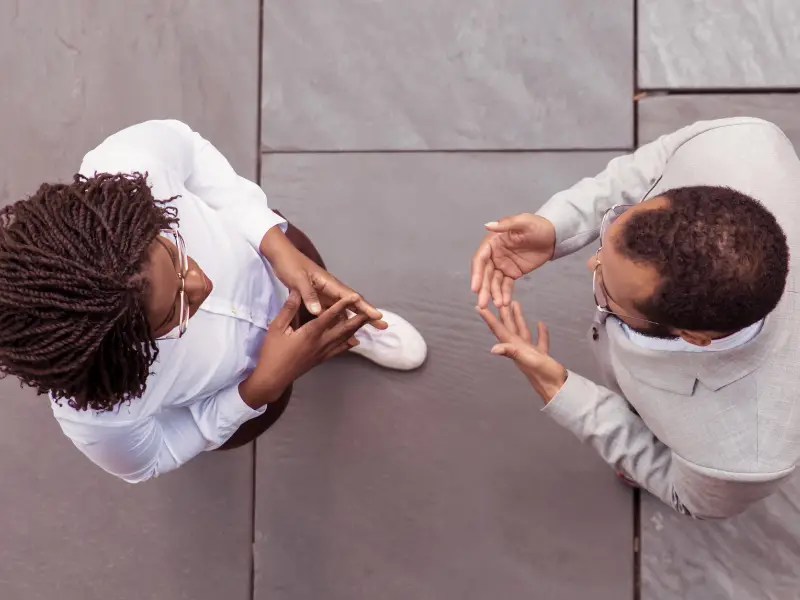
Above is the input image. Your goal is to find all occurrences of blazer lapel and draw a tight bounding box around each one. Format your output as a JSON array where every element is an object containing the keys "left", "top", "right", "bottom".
[{"left": 604, "top": 295, "right": 790, "bottom": 395}]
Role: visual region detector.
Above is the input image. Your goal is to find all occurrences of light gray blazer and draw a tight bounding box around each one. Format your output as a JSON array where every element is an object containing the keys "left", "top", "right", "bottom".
[{"left": 536, "top": 117, "right": 800, "bottom": 519}]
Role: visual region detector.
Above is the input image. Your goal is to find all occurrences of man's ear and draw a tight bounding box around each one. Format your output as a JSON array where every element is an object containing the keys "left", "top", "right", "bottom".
[{"left": 677, "top": 330, "right": 713, "bottom": 347}]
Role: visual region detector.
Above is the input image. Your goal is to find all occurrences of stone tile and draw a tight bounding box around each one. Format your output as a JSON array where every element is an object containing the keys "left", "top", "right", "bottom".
[
  {"left": 0, "top": 2, "right": 259, "bottom": 599},
  {"left": 639, "top": 0, "right": 800, "bottom": 88},
  {"left": 0, "top": 380, "right": 254, "bottom": 600},
  {"left": 255, "top": 153, "right": 634, "bottom": 600},
  {"left": 638, "top": 94, "right": 800, "bottom": 148},
  {"left": 640, "top": 476, "right": 800, "bottom": 600},
  {"left": 0, "top": 0, "right": 260, "bottom": 206},
  {"left": 261, "top": 0, "right": 633, "bottom": 151}
]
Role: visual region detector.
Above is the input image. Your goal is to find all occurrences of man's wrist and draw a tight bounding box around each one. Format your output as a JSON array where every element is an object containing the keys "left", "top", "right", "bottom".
[{"left": 531, "top": 366, "right": 568, "bottom": 404}]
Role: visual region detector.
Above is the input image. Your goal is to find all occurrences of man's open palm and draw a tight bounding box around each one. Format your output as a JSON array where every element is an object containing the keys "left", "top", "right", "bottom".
[{"left": 470, "top": 213, "right": 556, "bottom": 308}]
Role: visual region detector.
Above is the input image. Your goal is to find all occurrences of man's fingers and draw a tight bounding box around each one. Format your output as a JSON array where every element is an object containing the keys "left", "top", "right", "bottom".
[
  {"left": 536, "top": 321, "right": 550, "bottom": 354},
  {"left": 484, "top": 218, "right": 512, "bottom": 233},
  {"left": 490, "top": 343, "right": 518, "bottom": 359},
  {"left": 273, "top": 290, "right": 301, "bottom": 331},
  {"left": 499, "top": 305, "right": 518, "bottom": 336},
  {"left": 470, "top": 242, "right": 492, "bottom": 292},
  {"left": 476, "top": 306, "right": 513, "bottom": 343},
  {"left": 501, "top": 276, "right": 515, "bottom": 307},
  {"left": 478, "top": 262, "right": 494, "bottom": 309},
  {"left": 491, "top": 269, "right": 504, "bottom": 308},
  {"left": 511, "top": 301, "right": 532, "bottom": 343}
]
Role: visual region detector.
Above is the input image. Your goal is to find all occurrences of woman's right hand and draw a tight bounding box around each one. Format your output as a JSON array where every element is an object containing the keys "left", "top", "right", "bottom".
[{"left": 239, "top": 291, "right": 368, "bottom": 409}]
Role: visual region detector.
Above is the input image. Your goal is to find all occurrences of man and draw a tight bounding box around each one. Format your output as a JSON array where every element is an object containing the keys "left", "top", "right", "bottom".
[
  {"left": 471, "top": 117, "right": 800, "bottom": 519},
  {"left": 0, "top": 119, "right": 427, "bottom": 483}
]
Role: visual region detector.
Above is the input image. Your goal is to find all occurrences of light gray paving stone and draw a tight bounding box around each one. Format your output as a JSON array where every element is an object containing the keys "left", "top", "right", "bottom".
[
  {"left": 262, "top": 0, "right": 634, "bottom": 151},
  {"left": 639, "top": 0, "right": 800, "bottom": 88},
  {"left": 641, "top": 476, "right": 800, "bottom": 600}
]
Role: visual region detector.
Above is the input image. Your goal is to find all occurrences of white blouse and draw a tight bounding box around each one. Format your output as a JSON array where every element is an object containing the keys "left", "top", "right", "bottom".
[{"left": 51, "top": 120, "right": 288, "bottom": 483}]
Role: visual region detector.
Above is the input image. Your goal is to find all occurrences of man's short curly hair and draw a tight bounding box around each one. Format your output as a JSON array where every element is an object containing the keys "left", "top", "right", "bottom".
[
  {"left": 0, "top": 172, "right": 178, "bottom": 411},
  {"left": 616, "top": 185, "right": 789, "bottom": 333}
]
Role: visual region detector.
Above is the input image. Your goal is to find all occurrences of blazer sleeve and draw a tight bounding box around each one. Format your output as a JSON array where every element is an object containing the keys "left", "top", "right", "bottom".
[
  {"left": 543, "top": 371, "right": 793, "bottom": 518},
  {"left": 536, "top": 117, "right": 772, "bottom": 259}
]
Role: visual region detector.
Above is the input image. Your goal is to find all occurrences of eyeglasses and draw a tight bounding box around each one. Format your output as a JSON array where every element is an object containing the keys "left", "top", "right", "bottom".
[
  {"left": 156, "top": 228, "right": 191, "bottom": 340},
  {"left": 592, "top": 205, "right": 663, "bottom": 327}
]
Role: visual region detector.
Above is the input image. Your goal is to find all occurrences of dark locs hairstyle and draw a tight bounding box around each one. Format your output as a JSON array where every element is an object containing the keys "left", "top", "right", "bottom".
[
  {"left": 616, "top": 185, "right": 789, "bottom": 332},
  {"left": 0, "top": 172, "right": 178, "bottom": 411}
]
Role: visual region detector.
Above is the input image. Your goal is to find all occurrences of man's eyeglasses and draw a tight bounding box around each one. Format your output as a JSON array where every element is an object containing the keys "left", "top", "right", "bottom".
[
  {"left": 592, "top": 205, "right": 662, "bottom": 327},
  {"left": 156, "top": 229, "right": 191, "bottom": 340}
]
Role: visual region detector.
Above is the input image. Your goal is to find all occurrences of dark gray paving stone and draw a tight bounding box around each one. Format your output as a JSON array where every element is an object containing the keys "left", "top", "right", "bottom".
[
  {"left": 255, "top": 152, "right": 634, "bottom": 600},
  {"left": 639, "top": 94, "right": 800, "bottom": 600},
  {"left": 261, "top": 0, "right": 633, "bottom": 151},
  {"left": 0, "top": 0, "right": 260, "bottom": 205},
  {"left": 638, "top": 94, "right": 800, "bottom": 148},
  {"left": 0, "top": 2, "right": 259, "bottom": 599},
  {"left": 639, "top": 0, "right": 800, "bottom": 89},
  {"left": 0, "top": 380, "right": 254, "bottom": 600}
]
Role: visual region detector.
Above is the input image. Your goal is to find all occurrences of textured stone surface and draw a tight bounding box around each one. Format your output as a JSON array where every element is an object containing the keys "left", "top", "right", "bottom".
[
  {"left": 0, "top": 0, "right": 260, "bottom": 205},
  {"left": 255, "top": 153, "right": 634, "bottom": 600},
  {"left": 639, "top": 0, "right": 800, "bottom": 88},
  {"left": 638, "top": 94, "right": 800, "bottom": 147},
  {"left": 0, "top": 380, "right": 254, "bottom": 600},
  {"left": 262, "top": 0, "right": 633, "bottom": 151},
  {"left": 641, "top": 476, "right": 800, "bottom": 600},
  {"left": 0, "top": 2, "right": 259, "bottom": 599}
]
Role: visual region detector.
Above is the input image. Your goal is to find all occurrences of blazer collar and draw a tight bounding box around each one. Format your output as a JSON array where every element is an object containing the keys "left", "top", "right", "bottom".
[{"left": 603, "top": 295, "right": 792, "bottom": 395}]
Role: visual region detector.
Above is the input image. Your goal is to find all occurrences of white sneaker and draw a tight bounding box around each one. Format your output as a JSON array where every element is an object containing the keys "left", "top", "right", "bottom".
[{"left": 349, "top": 309, "right": 427, "bottom": 371}]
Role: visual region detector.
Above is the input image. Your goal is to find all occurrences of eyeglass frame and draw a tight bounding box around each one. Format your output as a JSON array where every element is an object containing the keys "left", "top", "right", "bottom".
[
  {"left": 155, "top": 228, "right": 191, "bottom": 340},
  {"left": 592, "top": 204, "right": 664, "bottom": 327}
]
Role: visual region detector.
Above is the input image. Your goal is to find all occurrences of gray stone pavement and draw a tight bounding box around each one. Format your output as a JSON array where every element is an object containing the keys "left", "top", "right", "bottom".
[{"left": 1, "top": 2, "right": 799, "bottom": 599}]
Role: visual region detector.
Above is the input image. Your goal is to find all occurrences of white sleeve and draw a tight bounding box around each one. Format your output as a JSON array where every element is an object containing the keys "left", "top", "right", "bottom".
[
  {"left": 53, "top": 384, "right": 265, "bottom": 483},
  {"left": 79, "top": 119, "right": 286, "bottom": 251}
]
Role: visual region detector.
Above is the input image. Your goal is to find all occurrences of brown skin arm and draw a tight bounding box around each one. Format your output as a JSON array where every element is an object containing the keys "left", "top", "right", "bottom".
[{"left": 259, "top": 227, "right": 386, "bottom": 329}]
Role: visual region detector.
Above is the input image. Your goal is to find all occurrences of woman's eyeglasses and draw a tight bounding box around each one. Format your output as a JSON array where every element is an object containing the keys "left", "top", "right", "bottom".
[{"left": 156, "top": 229, "right": 191, "bottom": 340}]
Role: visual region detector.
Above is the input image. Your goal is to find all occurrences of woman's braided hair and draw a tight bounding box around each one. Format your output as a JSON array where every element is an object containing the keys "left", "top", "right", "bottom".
[{"left": 0, "top": 172, "right": 178, "bottom": 411}]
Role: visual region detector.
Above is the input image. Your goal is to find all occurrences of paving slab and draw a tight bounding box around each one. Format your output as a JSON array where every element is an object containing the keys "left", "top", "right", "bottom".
[
  {"left": 640, "top": 476, "right": 800, "bottom": 600},
  {"left": 1, "top": 0, "right": 260, "bottom": 204},
  {"left": 638, "top": 94, "right": 800, "bottom": 147},
  {"left": 638, "top": 96, "right": 800, "bottom": 600},
  {"left": 255, "top": 152, "right": 634, "bottom": 600},
  {"left": 261, "top": 0, "right": 633, "bottom": 151},
  {"left": 0, "top": 380, "right": 254, "bottom": 600},
  {"left": 0, "top": 2, "right": 259, "bottom": 599},
  {"left": 638, "top": 0, "right": 800, "bottom": 89}
]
